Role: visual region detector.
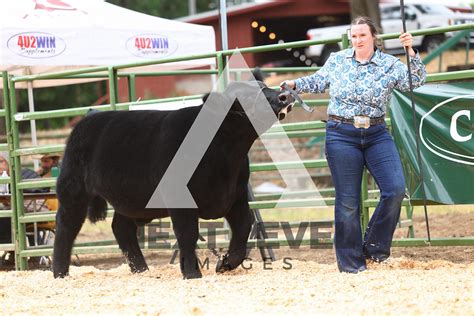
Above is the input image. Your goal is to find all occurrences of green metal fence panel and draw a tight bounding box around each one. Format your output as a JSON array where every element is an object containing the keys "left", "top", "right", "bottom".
[
  {"left": 423, "top": 29, "right": 471, "bottom": 65},
  {"left": 7, "top": 75, "right": 30, "bottom": 270},
  {"left": 0, "top": 72, "right": 16, "bottom": 260}
]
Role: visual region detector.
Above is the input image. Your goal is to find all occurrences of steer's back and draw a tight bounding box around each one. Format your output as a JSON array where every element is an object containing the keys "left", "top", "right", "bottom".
[{"left": 59, "top": 109, "right": 199, "bottom": 214}]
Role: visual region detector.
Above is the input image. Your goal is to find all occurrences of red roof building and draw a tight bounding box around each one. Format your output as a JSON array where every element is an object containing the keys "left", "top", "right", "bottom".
[{"left": 180, "top": 0, "right": 351, "bottom": 67}]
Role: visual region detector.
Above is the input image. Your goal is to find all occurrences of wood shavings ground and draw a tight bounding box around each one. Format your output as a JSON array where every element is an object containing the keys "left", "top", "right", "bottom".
[{"left": 0, "top": 257, "right": 472, "bottom": 315}]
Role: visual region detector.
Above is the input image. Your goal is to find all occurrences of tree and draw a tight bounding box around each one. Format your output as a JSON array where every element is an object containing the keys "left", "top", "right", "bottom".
[
  {"left": 14, "top": 82, "right": 102, "bottom": 131},
  {"left": 350, "top": 0, "right": 382, "bottom": 33}
]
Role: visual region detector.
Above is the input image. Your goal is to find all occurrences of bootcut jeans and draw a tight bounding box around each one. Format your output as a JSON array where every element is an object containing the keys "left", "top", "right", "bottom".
[{"left": 325, "top": 120, "right": 406, "bottom": 273}]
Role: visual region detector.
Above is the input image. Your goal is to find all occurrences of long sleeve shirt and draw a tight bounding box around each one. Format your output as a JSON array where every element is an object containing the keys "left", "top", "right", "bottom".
[{"left": 294, "top": 48, "right": 427, "bottom": 119}]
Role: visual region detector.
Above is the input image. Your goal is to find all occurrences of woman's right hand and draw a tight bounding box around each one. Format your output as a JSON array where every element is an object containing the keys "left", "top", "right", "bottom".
[{"left": 280, "top": 80, "right": 296, "bottom": 90}]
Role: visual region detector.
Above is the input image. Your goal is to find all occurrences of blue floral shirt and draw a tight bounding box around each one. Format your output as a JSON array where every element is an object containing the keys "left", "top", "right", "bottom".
[{"left": 294, "top": 48, "right": 426, "bottom": 118}]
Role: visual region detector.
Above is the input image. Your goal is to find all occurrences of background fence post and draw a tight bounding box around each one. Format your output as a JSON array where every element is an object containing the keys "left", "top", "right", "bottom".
[
  {"left": 108, "top": 67, "right": 118, "bottom": 111},
  {"left": 8, "top": 77, "right": 28, "bottom": 270},
  {"left": 217, "top": 53, "right": 227, "bottom": 91},
  {"left": 341, "top": 32, "right": 349, "bottom": 49},
  {"left": 1, "top": 72, "right": 18, "bottom": 268},
  {"left": 128, "top": 74, "right": 137, "bottom": 103}
]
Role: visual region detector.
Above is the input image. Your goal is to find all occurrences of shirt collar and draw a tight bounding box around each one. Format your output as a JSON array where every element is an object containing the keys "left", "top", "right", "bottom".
[{"left": 347, "top": 48, "right": 382, "bottom": 66}]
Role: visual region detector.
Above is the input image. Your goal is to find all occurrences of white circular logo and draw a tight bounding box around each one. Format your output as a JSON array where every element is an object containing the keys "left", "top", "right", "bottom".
[
  {"left": 420, "top": 94, "right": 474, "bottom": 165},
  {"left": 7, "top": 32, "right": 66, "bottom": 59}
]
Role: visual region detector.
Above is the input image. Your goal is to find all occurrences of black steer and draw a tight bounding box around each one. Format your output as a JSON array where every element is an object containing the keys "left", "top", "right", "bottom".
[{"left": 52, "top": 78, "right": 294, "bottom": 279}]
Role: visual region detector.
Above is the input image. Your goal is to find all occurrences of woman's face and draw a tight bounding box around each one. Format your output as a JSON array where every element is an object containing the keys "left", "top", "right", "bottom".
[
  {"left": 350, "top": 23, "right": 375, "bottom": 55},
  {"left": 0, "top": 157, "right": 8, "bottom": 174}
]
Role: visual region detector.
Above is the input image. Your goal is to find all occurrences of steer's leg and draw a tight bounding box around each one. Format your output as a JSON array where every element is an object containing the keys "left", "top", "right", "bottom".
[
  {"left": 112, "top": 212, "right": 148, "bottom": 273},
  {"left": 169, "top": 210, "right": 201, "bottom": 279},
  {"left": 216, "top": 198, "right": 254, "bottom": 273},
  {"left": 53, "top": 177, "right": 88, "bottom": 278}
]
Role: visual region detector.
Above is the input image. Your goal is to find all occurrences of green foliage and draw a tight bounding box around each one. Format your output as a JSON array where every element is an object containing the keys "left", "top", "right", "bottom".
[
  {"left": 16, "top": 82, "right": 102, "bottom": 130},
  {"left": 105, "top": 0, "right": 162, "bottom": 17},
  {"left": 106, "top": 0, "right": 216, "bottom": 19}
]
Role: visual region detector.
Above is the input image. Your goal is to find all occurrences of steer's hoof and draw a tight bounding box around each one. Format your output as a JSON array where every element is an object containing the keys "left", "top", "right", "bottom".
[
  {"left": 131, "top": 266, "right": 149, "bottom": 274},
  {"left": 130, "top": 263, "right": 149, "bottom": 274},
  {"left": 216, "top": 254, "right": 232, "bottom": 273},
  {"left": 183, "top": 270, "right": 202, "bottom": 279},
  {"left": 53, "top": 270, "right": 68, "bottom": 279}
]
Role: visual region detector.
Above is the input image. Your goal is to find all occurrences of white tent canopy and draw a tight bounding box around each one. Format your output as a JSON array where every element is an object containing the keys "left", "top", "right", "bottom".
[
  {"left": 0, "top": 0, "right": 216, "bottom": 88},
  {"left": 0, "top": 0, "right": 216, "bottom": 169}
]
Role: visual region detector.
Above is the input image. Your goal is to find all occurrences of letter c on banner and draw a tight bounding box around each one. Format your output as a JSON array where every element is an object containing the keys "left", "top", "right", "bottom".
[{"left": 450, "top": 110, "right": 472, "bottom": 142}]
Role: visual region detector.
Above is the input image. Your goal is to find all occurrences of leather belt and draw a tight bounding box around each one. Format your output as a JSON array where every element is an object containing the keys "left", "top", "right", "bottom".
[{"left": 328, "top": 115, "right": 385, "bottom": 126}]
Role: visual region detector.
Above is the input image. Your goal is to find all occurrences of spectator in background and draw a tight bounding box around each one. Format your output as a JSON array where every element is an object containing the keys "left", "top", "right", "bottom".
[
  {"left": 351, "top": 0, "right": 382, "bottom": 33},
  {"left": 0, "top": 152, "right": 50, "bottom": 266},
  {"left": 36, "top": 153, "right": 61, "bottom": 178},
  {"left": 0, "top": 153, "right": 12, "bottom": 262},
  {"left": 36, "top": 153, "right": 61, "bottom": 212}
]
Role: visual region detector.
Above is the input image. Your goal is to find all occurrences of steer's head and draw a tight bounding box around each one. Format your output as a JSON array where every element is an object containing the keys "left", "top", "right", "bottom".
[
  {"left": 274, "top": 89, "right": 295, "bottom": 121},
  {"left": 223, "top": 80, "right": 295, "bottom": 125},
  {"left": 201, "top": 73, "right": 295, "bottom": 137}
]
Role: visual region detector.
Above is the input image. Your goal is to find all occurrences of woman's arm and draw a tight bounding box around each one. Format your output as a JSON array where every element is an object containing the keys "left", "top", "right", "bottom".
[
  {"left": 394, "top": 32, "right": 427, "bottom": 91},
  {"left": 394, "top": 51, "right": 427, "bottom": 91}
]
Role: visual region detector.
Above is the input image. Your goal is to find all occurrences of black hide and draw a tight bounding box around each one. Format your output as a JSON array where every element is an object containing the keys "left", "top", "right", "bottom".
[{"left": 52, "top": 79, "right": 294, "bottom": 279}]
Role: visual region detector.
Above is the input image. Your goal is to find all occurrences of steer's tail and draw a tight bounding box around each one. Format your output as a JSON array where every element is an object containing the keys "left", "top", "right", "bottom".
[
  {"left": 57, "top": 109, "right": 108, "bottom": 224},
  {"left": 87, "top": 195, "right": 108, "bottom": 223},
  {"left": 84, "top": 109, "right": 108, "bottom": 223}
]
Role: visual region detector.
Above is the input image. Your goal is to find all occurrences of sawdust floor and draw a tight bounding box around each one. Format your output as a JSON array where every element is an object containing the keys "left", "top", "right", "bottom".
[
  {"left": 0, "top": 211, "right": 473, "bottom": 315},
  {"left": 0, "top": 253, "right": 472, "bottom": 315}
]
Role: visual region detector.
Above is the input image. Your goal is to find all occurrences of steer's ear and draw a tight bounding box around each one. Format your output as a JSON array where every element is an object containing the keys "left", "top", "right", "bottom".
[
  {"left": 251, "top": 67, "right": 265, "bottom": 82},
  {"left": 86, "top": 109, "right": 101, "bottom": 117},
  {"left": 201, "top": 91, "right": 232, "bottom": 114},
  {"left": 202, "top": 93, "right": 211, "bottom": 104}
]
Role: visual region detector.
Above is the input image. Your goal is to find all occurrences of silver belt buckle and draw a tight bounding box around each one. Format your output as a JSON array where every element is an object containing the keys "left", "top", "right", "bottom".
[{"left": 353, "top": 116, "right": 370, "bottom": 129}]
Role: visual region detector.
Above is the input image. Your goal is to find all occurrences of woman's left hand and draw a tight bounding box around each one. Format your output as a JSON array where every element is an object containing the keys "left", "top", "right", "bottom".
[{"left": 399, "top": 32, "right": 416, "bottom": 57}]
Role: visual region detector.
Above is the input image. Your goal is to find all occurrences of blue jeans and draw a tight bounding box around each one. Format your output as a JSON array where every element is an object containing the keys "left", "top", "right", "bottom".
[{"left": 325, "top": 120, "right": 406, "bottom": 273}]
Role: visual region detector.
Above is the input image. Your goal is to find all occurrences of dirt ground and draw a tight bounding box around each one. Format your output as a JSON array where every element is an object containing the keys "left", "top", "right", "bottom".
[
  {"left": 0, "top": 210, "right": 472, "bottom": 315},
  {"left": 0, "top": 252, "right": 472, "bottom": 315}
]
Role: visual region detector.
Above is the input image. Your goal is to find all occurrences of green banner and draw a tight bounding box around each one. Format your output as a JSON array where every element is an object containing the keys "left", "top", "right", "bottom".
[{"left": 390, "top": 82, "right": 474, "bottom": 204}]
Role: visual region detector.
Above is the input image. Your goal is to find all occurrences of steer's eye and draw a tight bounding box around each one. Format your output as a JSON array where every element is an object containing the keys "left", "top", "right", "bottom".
[{"left": 278, "top": 94, "right": 288, "bottom": 102}]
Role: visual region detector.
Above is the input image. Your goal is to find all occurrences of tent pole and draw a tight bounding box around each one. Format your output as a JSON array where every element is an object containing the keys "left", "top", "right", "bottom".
[
  {"left": 27, "top": 81, "right": 39, "bottom": 171},
  {"left": 188, "top": 0, "right": 196, "bottom": 15},
  {"left": 218, "top": 0, "right": 228, "bottom": 52},
  {"left": 218, "top": 0, "right": 230, "bottom": 84}
]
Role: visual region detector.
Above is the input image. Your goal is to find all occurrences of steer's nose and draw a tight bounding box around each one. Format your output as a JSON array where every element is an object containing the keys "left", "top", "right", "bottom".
[{"left": 278, "top": 91, "right": 291, "bottom": 103}]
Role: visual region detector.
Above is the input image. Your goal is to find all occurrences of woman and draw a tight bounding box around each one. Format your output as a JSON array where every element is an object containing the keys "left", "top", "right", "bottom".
[
  {"left": 282, "top": 16, "right": 426, "bottom": 273},
  {"left": 0, "top": 152, "right": 50, "bottom": 266}
]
